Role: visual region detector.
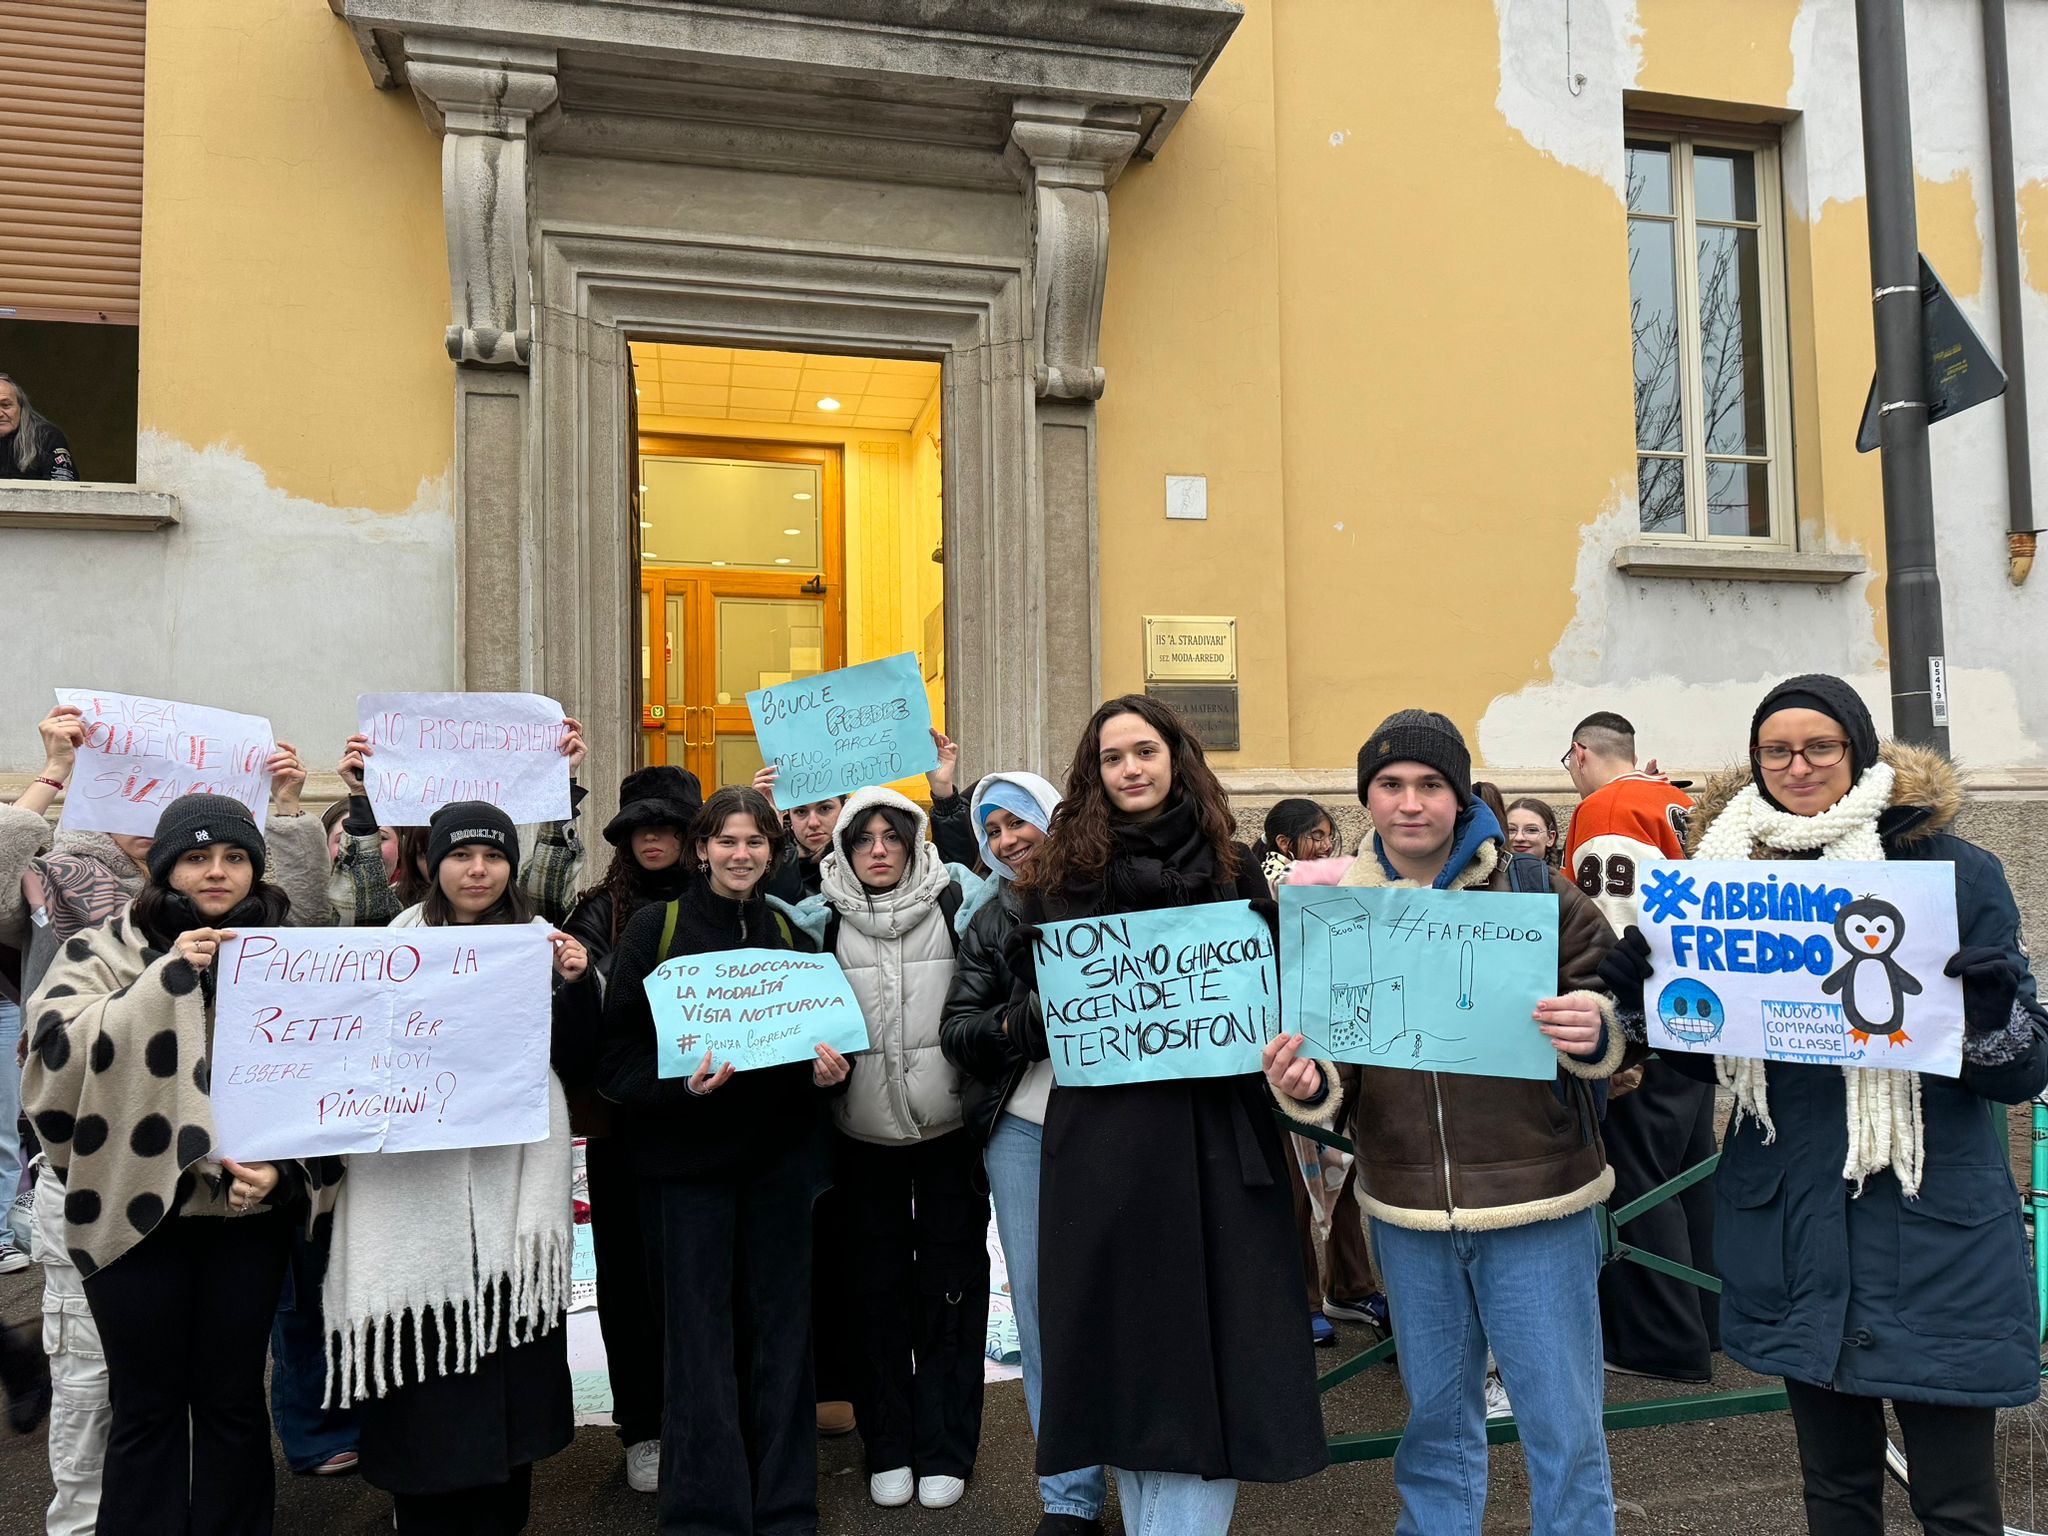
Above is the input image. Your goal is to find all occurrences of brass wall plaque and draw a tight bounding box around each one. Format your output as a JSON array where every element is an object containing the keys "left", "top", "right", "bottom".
[
  {"left": 1145, "top": 684, "right": 1239, "bottom": 753},
  {"left": 1143, "top": 616, "right": 1237, "bottom": 682}
]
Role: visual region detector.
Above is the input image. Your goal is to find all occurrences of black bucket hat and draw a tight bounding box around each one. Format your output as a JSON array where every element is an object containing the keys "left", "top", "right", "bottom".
[{"left": 604, "top": 765, "right": 705, "bottom": 846}]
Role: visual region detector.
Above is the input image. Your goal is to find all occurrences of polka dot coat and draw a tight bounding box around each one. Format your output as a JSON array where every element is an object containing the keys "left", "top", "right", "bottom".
[{"left": 21, "top": 909, "right": 337, "bottom": 1277}]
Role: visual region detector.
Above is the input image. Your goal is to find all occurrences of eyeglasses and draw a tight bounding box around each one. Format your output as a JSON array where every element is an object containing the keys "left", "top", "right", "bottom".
[
  {"left": 851, "top": 831, "right": 904, "bottom": 852},
  {"left": 1558, "top": 742, "right": 1581, "bottom": 767},
  {"left": 1751, "top": 739, "right": 1848, "bottom": 770}
]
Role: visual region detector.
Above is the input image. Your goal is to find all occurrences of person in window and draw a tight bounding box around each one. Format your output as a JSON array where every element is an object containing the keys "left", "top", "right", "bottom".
[{"left": 0, "top": 374, "right": 78, "bottom": 481}]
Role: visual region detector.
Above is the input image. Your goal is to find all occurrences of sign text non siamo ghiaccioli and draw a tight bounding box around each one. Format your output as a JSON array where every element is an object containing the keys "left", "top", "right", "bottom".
[{"left": 1032, "top": 901, "right": 1281, "bottom": 1087}]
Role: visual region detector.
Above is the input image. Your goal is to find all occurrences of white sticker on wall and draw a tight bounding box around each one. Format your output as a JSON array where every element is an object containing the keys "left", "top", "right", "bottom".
[{"left": 1165, "top": 474, "right": 1208, "bottom": 521}]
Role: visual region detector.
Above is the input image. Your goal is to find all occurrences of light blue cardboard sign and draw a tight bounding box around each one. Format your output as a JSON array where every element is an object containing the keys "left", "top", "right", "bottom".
[
  {"left": 647, "top": 949, "right": 871, "bottom": 1077},
  {"left": 747, "top": 653, "right": 938, "bottom": 805},
  {"left": 1033, "top": 900, "right": 1280, "bottom": 1087},
  {"left": 1278, "top": 885, "right": 1560, "bottom": 1081}
]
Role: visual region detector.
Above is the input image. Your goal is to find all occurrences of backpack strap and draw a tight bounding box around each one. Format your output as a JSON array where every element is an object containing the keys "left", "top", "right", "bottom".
[
  {"left": 659, "top": 898, "right": 680, "bottom": 961},
  {"left": 1505, "top": 852, "right": 1555, "bottom": 896},
  {"left": 773, "top": 911, "right": 795, "bottom": 949},
  {"left": 936, "top": 880, "right": 965, "bottom": 956}
]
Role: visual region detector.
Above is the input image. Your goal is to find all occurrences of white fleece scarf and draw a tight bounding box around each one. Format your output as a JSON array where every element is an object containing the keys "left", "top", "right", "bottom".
[{"left": 1692, "top": 761, "right": 1923, "bottom": 1196}]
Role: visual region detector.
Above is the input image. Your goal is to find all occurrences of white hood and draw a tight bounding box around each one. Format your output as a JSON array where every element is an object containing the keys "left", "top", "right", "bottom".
[{"left": 967, "top": 771, "right": 1062, "bottom": 879}]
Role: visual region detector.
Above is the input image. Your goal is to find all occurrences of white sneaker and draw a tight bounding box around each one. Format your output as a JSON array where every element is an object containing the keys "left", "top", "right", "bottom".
[
  {"left": 1483, "top": 1373, "right": 1513, "bottom": 1421},
  {"left": 0, "top": 1238, "right": 29, "bottom": 1275},
  {"left": 625, "top": 1439, "right": 660, "bottom": 1493},
  {"left": 870, "top": 1468, "right": 914, "bottom": 1507},
  {"left": 917, "top": 1475, "right": 966, "bottom": 1509}
]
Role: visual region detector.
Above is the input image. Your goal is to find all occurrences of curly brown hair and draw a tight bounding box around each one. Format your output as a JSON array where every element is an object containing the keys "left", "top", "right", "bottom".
[{"left": 1017, "top": 693, "right": 1239, "bottom": 897}]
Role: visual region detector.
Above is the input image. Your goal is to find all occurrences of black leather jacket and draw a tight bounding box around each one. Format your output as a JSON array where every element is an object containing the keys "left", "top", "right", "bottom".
[{"left": 937, "top": 881, "right": 1029, "bottom": 1158}]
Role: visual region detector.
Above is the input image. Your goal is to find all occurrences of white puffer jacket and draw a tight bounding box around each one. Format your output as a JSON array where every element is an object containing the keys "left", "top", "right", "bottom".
[{"left": 820, "top": 787, "right": 965, "bottom": 1145}]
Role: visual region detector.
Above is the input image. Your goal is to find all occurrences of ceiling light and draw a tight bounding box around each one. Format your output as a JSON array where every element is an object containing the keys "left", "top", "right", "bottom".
[
  {"left": 711, "top": 560, "right": 727, "bottom": 567},
  {"left": 638, "top": 484, "right": 648, "bottom": 493},
  {"left": 792, "top": 492, "right": 812, "bottom": 501},
  {"left": 774, "top": 557, "right": 792, "bottom": 565},
  {"left": 816, "top": 397, "right": 841, "bottom": 411},
  {"left": 639, "top": 520, "right": 653, "bottom": 529},
  {"left": 782, "top": 528, "right": 801, "bottom": 536}
]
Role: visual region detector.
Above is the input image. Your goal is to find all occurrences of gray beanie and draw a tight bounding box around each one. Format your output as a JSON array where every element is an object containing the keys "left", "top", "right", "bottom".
[{"left": 1357, "top": 710, "right": 1473, "bottom": 807}]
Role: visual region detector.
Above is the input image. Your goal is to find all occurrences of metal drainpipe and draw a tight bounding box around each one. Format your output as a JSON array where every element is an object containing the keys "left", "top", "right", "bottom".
[{"left": 1983, "top": 0, "right": 2038, "bottom": 584}]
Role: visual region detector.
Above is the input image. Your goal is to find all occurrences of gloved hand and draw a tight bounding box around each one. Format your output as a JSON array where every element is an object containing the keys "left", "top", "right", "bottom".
[
  {"left": 1945, "top": 947, "right": 2021, "bottom": 1039},
  {"left": 1004, "top": 982, "right": 1049, "bottom": 1062},
  {"left": 1002, "top": 921, "right": 1044, "bottom": 986},
  {"left": 1596, "top": 926, "right": 1656, "bottom": 1020}
]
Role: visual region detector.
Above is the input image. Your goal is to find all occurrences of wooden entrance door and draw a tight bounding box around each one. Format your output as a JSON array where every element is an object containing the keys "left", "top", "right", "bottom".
[{"left": 637, "top": 438, "right": 845, "bottom": 787}]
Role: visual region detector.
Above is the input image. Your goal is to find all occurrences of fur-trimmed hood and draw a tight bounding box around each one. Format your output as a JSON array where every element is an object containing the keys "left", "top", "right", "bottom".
[{"left": 1686, "top": 740, "right": 1964, "bottom": 856}]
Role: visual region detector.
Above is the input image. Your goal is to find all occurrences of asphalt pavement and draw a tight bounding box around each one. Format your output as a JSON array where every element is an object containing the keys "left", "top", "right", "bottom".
[{"left": 0, "top": 1258, "right": 1942, "bottom": 1535}]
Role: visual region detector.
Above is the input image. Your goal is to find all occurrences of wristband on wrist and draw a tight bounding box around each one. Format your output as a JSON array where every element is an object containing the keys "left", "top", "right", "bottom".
[{"left": 34, "top": 775, "right": 65, "bottom": 791}]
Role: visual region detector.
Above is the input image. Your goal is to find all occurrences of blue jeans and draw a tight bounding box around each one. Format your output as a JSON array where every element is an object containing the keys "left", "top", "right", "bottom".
[
  {"left": 1371, "top": 1209, "right": 1614, "bottom": 1536},
  {"left": 1110, "top": 1469, "right": 1239, "bottom": 1536},
  {"left": 986, "top": 1113, "right": 1108, "bottom": 1520},
  {"left": 269, "top": 1219, "right": 358, "bottom": 1471},
  {"left": 0, "top": 1000, "right": 24, "bottom": 1226}
]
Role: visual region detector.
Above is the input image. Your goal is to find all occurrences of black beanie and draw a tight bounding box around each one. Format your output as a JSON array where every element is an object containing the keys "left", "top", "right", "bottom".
[
  {"left": 426, "top": 801, "right": 521, "bottom": 878},
  {"left": 1749, "top": 673, "right": 1879, "bottom": 804},
  {"left": 147, "top": 793, "right": 267, "bottom": 886},
  {"left": 603, "top": 765, "right": 704, "bottom": 847},
  {"left": 1358, "top": 709, "right": 1473, "bottom": 807}
]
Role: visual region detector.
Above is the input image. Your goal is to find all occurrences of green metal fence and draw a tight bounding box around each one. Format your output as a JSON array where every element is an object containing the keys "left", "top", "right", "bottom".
[{"left": 1283, "top": 1117, "right": 1788, "bottom": 1461}]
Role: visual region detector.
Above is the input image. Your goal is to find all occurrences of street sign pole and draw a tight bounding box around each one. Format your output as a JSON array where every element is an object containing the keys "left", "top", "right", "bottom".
[{"left": 1855, "top": 0, "right": 1951, "bottom": 748}]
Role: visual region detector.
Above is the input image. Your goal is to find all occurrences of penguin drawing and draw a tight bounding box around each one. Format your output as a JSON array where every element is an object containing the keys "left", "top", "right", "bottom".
[{"left": 1821, "top": 896, "right": 1923, "bottom": 1047}]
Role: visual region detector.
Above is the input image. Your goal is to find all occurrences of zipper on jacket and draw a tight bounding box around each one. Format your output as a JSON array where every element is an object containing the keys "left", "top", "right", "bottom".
[{"left": 1428, "top": 1071, "right": 1456, "bottom": 1219}]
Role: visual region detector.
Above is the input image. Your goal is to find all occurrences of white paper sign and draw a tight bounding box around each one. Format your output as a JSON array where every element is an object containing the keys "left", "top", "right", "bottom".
[
  {"left": 54, "top": 688, "right": 274, "bottom": 837},
  {"left": 209, "top": 924, "right": 555, "bottom": 1158},
  {"left": 358, "top": 692, "right": 571, "bottom": 826},
  {"left": 1636, "top": 859, "right": 1965, "bottom": 1076}
]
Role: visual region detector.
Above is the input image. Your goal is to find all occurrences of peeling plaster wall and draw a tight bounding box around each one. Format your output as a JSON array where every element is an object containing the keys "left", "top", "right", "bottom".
[
  {"left": 1, "top": 434, "right": 456, "bottom": 773},
  {"left": 1475, "top": 0, "right": 2048, "bottom": 771}
]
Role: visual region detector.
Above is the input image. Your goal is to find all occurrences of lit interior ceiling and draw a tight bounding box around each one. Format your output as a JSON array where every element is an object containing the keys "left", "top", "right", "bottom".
[{"left": 629, "top": 341, "right": 941, "bottom": 431}]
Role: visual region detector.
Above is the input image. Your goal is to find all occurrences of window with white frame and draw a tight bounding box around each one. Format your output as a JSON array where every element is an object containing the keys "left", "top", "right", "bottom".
[{"left": 1626, "top": 129, "right": 1794, "bottom": 544}]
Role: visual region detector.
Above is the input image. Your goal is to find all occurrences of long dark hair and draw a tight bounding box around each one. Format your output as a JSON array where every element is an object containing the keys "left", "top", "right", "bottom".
[
  {"left": 396, "top": 827, "right": 434, "bottom": 908},
  {"left": 693, "top": 786, "right": 787, "bottom": 867},
  {"left": 577, "top": 820, "right": 692, "bottom": 944},
  {"left": 0, "top": 374, "right": 53, "bottom": 474},
  {"left": 418, "top": 858, "right": 537, "bottom": 927},
  {"left": 132, "top": 881, "right": 292, "bottom": 952},
  {"left": 1251, "top": 797, "right": 1334, "bottom": 864},
  {"left": 1019, "top": 693, "right": 1239, "bottom": 896}
]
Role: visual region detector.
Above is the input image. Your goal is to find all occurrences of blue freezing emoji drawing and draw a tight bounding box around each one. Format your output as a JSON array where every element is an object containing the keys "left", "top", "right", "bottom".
[{"left": 1657, "top": 977, "right": 1725, "bottom": 1045}]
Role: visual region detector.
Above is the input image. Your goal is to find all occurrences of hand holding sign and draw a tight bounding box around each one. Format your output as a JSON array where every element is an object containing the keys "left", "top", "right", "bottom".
[
  {"left": 1277, "top": 885, "right": 1561, "bottom": 1081},
  {"left": 1633, "top": 859, "right": 1964, "bottom": 1075},
  {"left": 357, "top": 692, "right": 575, "bottom": 826},
  {"left": 54, "top": 689, "right": 275, "bottom": 836}
]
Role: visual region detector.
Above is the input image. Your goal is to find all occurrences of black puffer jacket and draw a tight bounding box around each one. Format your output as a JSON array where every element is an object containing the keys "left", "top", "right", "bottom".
[{"left": 938, "top": 882, "right": 1030, "bottom": 1155}]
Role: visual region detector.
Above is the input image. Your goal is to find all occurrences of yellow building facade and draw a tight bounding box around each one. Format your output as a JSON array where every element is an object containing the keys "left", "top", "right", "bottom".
[{"left": 1, "top": 0, "right": 2043, "bottom": 901}]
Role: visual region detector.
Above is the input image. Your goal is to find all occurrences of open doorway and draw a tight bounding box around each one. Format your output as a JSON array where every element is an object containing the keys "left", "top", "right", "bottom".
[{"left": 628, "top": 341, "right": 946, "bottom": 797}]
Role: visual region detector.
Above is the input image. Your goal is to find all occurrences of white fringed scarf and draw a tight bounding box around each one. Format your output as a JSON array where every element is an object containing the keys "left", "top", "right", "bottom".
[
  {"left": 1692, "top": 760, "right": 1925, "bottom": 1197},
  {"left": 322, "top": 1075, "right": 574, "bottom": 1405}
]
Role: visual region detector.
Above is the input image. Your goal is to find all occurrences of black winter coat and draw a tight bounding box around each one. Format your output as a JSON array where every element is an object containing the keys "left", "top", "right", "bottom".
[
  {"left": 938, "top": 881, "right": 1030, "bottom": 1158},
  {"left": 1017, "top": 800, "right": 1333, "bottom": 1482},
  {"left": 596, "top": 874, "right": 830, "bottom": 1185},
  {"left": 1665, "top": 744, "right": 2048, "bottom": 1407},
  {"left": 561, "top": 865, "right": 691, "bottom": 1135}
]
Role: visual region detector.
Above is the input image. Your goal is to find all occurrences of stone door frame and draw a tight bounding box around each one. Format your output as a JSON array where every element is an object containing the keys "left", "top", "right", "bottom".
[{"left": 528, "top": 227, "right": 1052, "bottom": 815}]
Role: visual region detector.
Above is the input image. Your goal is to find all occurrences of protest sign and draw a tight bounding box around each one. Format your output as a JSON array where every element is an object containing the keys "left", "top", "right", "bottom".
[
  {"left": 1032, "top": 901, "right": 1280, "bottom": 1087},
  {"left": 746, "top": 653, "right": 937, "bottom": 805},
  {"left": 646, "top": 949, "right": 870, "bottom": 1076},
  {"left": 1278, "top": 885, "right": 1561, "bottom": 1080},
  {"left": 209, "top": 924, "right": 555, "bottom": 1159},
  {"left": 54, "top": 688, "right": 274, "bottom": 837},
  {"left": 1635, "top": 859, "right": 1964, "bottom": 1075},
  {"left": 358, "top": 691, "right": 571, "bottom": 826}
]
